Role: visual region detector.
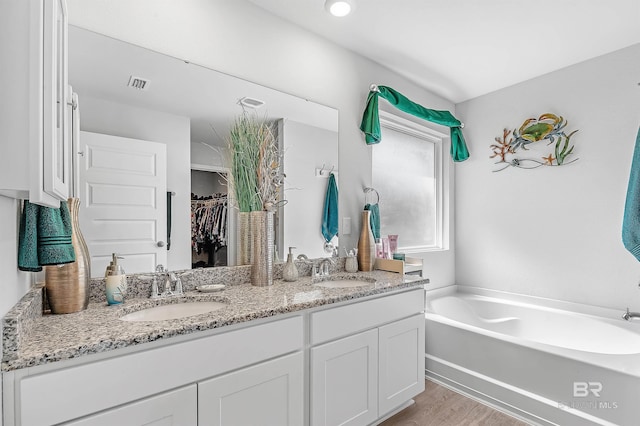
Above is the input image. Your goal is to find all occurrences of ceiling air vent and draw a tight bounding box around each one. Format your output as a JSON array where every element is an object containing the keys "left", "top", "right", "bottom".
[
  {"left": 238, "top": 97, "right": 265, "bottom": 109},
  {"left": 127, "top": 76, "right": 150, "bottom": 91}
]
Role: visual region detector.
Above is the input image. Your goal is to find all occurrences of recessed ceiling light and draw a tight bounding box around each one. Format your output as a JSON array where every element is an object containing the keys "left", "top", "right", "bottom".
[{"left": 325, "top": 0, "right": 354, "bottom": 17}]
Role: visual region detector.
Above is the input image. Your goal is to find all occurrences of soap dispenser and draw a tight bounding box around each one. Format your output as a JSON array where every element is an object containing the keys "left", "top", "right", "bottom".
[
  {"left": 283, "top": 247, "right": 299, "bottom": 282},
  {"left": 105, "top": 253, "right": 127, "bottom": 305}
]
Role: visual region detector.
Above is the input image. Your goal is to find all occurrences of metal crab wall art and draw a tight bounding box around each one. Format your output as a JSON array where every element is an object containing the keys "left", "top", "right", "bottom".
[{"left": 490, "top": 113, "right": 579, "bottom": 172}]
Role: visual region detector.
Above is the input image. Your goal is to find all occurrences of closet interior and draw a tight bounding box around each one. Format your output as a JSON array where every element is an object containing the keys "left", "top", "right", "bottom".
[{"left": 191, "top": 170, "right": 228, "bottom": 268}]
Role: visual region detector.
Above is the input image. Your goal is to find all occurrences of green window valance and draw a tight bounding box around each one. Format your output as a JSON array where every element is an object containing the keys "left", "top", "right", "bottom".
[{"left": 360, "top": 85, "right": 470, "bottom": 162}]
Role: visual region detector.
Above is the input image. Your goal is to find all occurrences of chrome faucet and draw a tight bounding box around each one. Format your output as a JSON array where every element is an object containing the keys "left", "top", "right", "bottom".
[
  {"left": 313, "top": 258, "right": 334, "bottom": 279},
  {"left": 149, "top": 265, "right": 189, "bottom": 298},
  {"left": 622, "top": 308, "right": 640, "bottom": 321}
]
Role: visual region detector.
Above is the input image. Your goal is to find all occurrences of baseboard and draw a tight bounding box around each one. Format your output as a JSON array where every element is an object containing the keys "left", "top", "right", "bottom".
[
  {"left": 425, "top": 355, "right": 616, "bottom": 426},
  {"left": 425, "top": 370, "right": 549, "bottom": 426}
]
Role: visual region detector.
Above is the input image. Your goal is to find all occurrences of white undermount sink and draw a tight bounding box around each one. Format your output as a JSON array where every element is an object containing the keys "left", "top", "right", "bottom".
[
  {"left": 120, "top": 301, "right": 228, "bottom": 322},
  {"left": 313, "top": 278, "right": 375, "bottom": 288}
]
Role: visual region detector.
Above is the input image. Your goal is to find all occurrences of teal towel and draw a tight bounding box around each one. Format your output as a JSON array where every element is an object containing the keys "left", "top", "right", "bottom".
[
  {"left": 18, "top": 200, "right": 76, "bottom": 272},
  {"left": 623, "top": 128, "right": 640, "bottom": 261},
  {"left": 360, "top": 85, "right": 469, "bottom": 162},
  {"left": 364, "top": 203, "right": 380, "bottom": 240},
  {"left": 321, "top": 173, "right": 339, "bottom": 242}
]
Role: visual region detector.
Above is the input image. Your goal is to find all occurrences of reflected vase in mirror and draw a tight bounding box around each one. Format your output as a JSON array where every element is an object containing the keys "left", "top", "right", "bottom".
[
  {"left": 357, "top": 210, "right": 376, "bottom": 271},
  {"left": 250, "top": 210, "right": 274, "bottom": 286}
]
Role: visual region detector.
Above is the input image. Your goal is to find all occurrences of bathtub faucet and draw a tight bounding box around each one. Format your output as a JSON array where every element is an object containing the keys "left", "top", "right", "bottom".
[{"left": 622, "top": 307, "right": 640, "bottom": 321}]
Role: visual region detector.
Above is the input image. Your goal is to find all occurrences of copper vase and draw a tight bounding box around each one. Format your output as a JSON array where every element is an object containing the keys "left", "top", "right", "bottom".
[
  {"left": 250, "top": 210, "right": 274, "bottom": 286},
  {"left": 44, "top": 198, "right": 91, "bottom": 314},
  {"left": 357, "top": 210, "right": 376, "bottom": 272}
]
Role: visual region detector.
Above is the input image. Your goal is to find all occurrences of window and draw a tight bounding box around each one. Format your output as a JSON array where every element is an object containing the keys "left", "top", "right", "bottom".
[{"left": 372, "top": 112, "right": 448, "bottom": 252}]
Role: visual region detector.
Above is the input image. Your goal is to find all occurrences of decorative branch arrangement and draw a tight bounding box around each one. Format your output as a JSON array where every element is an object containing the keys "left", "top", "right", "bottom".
[
  {"left": 491, "top": 113, "right": 579, "bottom": 172},
  {"left": 227, "top": 113, "right": 285, "bottom": 212}
]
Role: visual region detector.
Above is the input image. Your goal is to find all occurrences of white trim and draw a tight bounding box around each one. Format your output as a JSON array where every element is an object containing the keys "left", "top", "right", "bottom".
[
  {"left": 190, "top": 163, "right": 228, "bottom": 174},
  {"left": 425, "top": 356, "right": 618, "bottom": 426}
]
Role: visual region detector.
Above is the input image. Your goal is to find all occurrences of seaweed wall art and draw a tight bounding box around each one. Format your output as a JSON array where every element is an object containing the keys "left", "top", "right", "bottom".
[{"left": 491, "top": 113, "right": 579, "bottom": 172}]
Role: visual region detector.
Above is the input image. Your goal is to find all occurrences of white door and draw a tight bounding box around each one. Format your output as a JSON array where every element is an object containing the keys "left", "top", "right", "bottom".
[
  {"left": 311, "top": 329, "right": 379, "bottom": 426},
  {"left": 78, "top": 131, "right": 167, "bottom": 276},
  {"left": 198, "top": 352, "right": 304, "bottom": 426},
  {"left": 62, "top": 385, "right": 197, "bottom": 426},
  {"left": 378, "top": 314, "right": 425, "bottom": 416}
]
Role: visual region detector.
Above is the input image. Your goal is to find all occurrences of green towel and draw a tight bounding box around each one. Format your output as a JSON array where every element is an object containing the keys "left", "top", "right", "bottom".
[
  {"left": 623, "top": 128, "right": 640, "bottom": 260},
  {"left": 18, "top": 200, "right": 76, "bottom": 272},
  {"left": 360, "top": 85, "right": 470, "bottom": 162},
  {"left": 321, "top": 173, "right": 339, "bottom": 242},
  {"left": 364, "top": 203, "right": 380, "bottom": 240}
]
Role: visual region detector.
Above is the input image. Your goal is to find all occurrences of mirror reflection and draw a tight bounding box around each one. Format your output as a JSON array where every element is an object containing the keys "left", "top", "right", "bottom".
[{"left": 68, "top": 26, "right": 339, "bottom": 277}]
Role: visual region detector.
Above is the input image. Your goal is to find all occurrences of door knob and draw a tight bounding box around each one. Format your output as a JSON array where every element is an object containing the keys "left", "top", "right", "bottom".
[{"left": 157, "top": 241, "right": 166, "bottom": 247}]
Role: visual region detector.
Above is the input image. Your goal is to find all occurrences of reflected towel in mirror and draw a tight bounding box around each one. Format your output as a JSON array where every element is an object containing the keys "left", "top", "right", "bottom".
[{"left": 322, "top": 173, "right": 339, "bottom": 242}]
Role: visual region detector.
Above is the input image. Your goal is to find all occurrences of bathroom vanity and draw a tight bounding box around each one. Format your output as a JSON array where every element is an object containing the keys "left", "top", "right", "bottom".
[{"left": 2, "top": 271, "right": 426, "bottom": 426}]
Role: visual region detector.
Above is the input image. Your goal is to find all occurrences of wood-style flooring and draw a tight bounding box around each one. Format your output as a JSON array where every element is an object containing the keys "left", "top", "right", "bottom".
[{"left": 379, "top": 380, "right": 530, "bottom": 426}]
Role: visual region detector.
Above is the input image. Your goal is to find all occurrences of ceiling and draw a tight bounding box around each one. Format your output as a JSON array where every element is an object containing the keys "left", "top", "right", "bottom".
[
  {"left": 68, "top": 26, "right": 337, "bottom": 147},
  {"left": 248, "top": 0, "right": 640, "bottom": 103}
]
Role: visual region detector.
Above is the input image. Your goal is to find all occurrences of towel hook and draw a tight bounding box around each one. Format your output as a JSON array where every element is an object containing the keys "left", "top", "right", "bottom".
[
  {"left": 329, "top": 165, "right": 335, "bottom": 174},
  {"left": 369, "top": 84, "right": 380, "bottom": 93}
]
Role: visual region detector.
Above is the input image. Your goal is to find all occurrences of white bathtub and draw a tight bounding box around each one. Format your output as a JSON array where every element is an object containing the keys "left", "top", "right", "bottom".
[{"left": 425, "top": 287, "right": 640, "bottom": 426}]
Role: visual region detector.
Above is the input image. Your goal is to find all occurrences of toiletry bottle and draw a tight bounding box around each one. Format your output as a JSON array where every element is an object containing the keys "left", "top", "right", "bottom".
[
  {"left": 283, "top": 247, "right": 299, "bottom": 282},
  {"left": 105, "top": 253, "right": 127, "bottom": 305},
  {"left": 345, "top": 249, "right": 358, "bottom": 273}
]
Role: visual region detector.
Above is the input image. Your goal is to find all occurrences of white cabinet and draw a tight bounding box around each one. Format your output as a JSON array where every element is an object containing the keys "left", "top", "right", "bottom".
[
  {"left": 2, "top": 289, "right": 424, "bottom": 426},
  {"left": 7, "top": 317, "right": 303, "bottom": 426},
  {"left": 62, "top": 385, "right": 197, "bottom": 426},
  {"left": 0, "top": 0, "right": 70, "bottom": 206},
  {"left": 311, "top": 330, "right": 379, "bottom": 426},
  {"left": 310, "top": 289, "right": 425, "bottom": 426},
  {"left": 199, "top": 352, "right": 304, "bottom": 426},
  {"left": 378, "top": 314, "right": 425, "bottom": 415}
]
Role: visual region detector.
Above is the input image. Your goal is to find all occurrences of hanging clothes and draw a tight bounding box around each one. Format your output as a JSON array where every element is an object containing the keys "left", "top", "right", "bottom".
[{"left": 191, "top": 195, "right": 228, "bottom": 265}]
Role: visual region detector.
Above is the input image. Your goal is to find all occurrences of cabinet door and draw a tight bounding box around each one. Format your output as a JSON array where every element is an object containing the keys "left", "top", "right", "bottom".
[
  {"left": 62, "top": 385, "right": 197, "bottom": 426},
  {"left": 198, "top": 352, "right": 304, "bottom": 426},
  {"left": 42, "top": 0, "right": 70, "bottom": 201},
  {"left": 378, "top": 314, "right": 425, "bottom": 415},
  {"left": 311, "top": 329, "right": 378, "bottom": 426}
]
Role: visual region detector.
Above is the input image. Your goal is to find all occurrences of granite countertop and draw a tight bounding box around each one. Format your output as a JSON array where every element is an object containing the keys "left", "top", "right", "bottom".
[{"left": 2, "top": 269, "right": 427, "bottom": 372}]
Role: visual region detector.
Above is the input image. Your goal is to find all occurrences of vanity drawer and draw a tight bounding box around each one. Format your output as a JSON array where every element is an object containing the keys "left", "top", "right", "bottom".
[{"left": 310, "top": 288, "right": 424, "bottom": 345}]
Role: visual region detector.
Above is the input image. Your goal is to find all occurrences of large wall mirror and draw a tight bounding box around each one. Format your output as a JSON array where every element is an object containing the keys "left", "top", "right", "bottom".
[{"left": 68, "top": 26, "right": 339, "bottom": 277}]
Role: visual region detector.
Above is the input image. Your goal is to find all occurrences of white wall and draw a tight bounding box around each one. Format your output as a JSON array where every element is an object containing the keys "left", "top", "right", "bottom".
[
  {"left": 191, "top": 141, "right": 226, "bottom": 170},
  {"left": 0, "top": 199, "right": 32, "bottom": 325},
  {"left": 456, "top": 44, "right": 640, "bottom": 309},
  {"left": 79, "top": 96, "right": 192, "bottom": 271},
  {"left": 66, "top": 0, "right": 457, "bottom": 287},
  {"left": 282, "top": 120, "right": 338, "bottom": 259}
]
